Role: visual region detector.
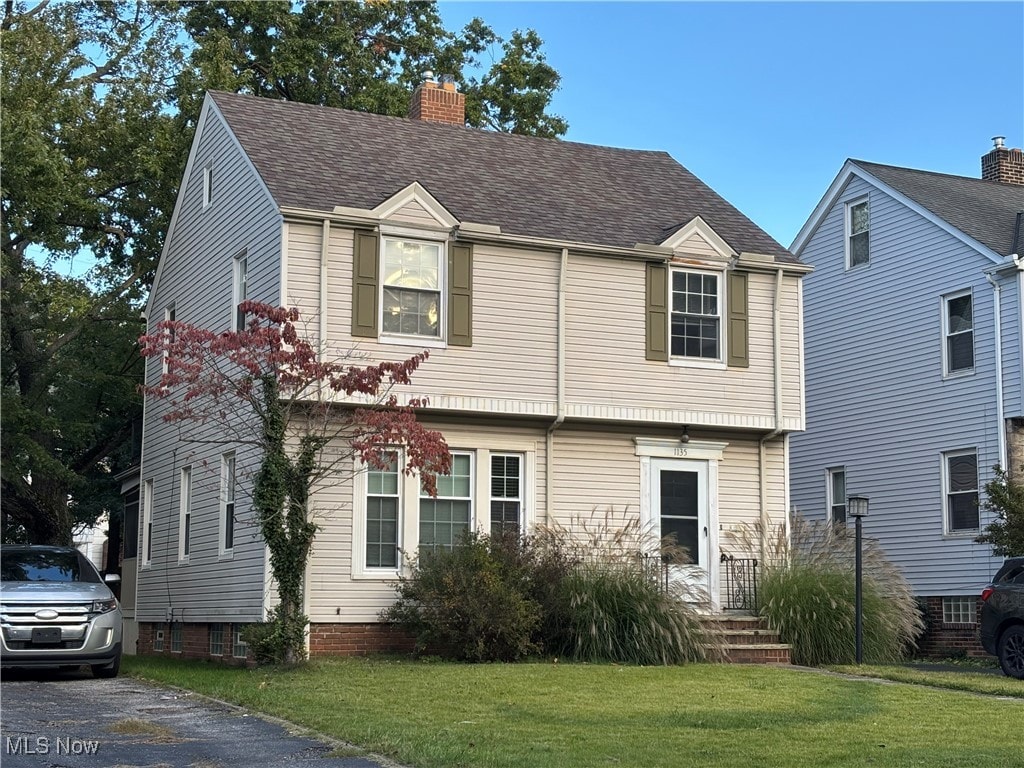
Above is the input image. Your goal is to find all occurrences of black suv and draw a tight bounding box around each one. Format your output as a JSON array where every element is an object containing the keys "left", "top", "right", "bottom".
[{"left": 980, "top": 557, "right": 1024, "bottom": 679}]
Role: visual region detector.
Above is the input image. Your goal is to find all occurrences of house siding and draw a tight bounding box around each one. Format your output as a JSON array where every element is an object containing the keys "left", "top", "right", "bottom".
[
  {"left": 137, "top": 106, "right": 282, "bottom": 624},
  {"left": 790, "top": 175, "right": 1004, "bottom": 598}
]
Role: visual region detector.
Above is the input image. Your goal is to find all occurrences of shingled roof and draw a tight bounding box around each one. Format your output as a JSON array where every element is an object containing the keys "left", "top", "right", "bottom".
[
  {"left": 853, "top": 160, "right": 1024, "bottom": 258},
  {"left": 209, "top": 91, "right": 796, "bottom": 263}
]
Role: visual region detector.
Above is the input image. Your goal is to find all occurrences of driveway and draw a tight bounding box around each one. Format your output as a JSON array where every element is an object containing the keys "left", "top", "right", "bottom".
[{"left": 1, "top": 667, "right": 397, "bottom": 767}]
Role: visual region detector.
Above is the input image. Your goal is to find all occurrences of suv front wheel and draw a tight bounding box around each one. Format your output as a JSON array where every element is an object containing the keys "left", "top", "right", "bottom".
[
  {"left": 998, "top": 625, "right": 1024, "bottom": 680},
  {"left": 91, "top": 652, "right": 121, "bottom": 679}
]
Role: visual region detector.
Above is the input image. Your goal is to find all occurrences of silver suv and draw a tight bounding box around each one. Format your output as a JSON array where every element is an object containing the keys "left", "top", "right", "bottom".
[{"left": 1, "top": 545, "right": 123, "bottom": 677}]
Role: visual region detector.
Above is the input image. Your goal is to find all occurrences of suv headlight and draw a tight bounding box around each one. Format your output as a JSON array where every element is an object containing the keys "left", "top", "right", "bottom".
[{"left": 91, "top": 598, "right": 119, "bottom": 614}]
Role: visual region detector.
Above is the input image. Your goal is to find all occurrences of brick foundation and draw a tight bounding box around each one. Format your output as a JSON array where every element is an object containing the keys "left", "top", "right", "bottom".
[
  {"left": 137, "top": 622, "right": 251, "bottom": 665},
  {"left": 913, "top": 596, "right": 988, "bottom": 659},
  {"left": 309, "top": 623, "right": 416, "bottom": 656}
]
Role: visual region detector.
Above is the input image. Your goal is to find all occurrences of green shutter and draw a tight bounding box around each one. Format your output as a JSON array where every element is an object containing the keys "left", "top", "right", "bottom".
[
  {"left": 646, "top": 263, "right": 669, "bottom": 362},
  {"left": 727, "top": 270, "right": 749, "bottom": 368},
  {"left": 448, "top": 243, "right": 473, "bottom": 347},
  {"left": 352, "top": 230, "right": 379, "bottom": 337}
]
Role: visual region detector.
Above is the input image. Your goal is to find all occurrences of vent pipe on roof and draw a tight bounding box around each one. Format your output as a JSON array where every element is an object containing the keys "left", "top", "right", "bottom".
[{"left": 993, "top": 136, "right": 1006, "bottom": 149}]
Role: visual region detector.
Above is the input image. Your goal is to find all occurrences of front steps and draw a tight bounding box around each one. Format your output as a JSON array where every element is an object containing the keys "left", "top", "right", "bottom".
[{"left": 703, "top": 613, "right": 791, "bottom": 664}]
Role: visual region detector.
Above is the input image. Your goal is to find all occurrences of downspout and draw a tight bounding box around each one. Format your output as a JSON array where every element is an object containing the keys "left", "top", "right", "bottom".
[
  {"left": 758, "top": 266, "right": 786, "bottom": 564},
  {"left": 986, "top": 273, "right": 1007, "bottom": 470},
  {"left": 320, "top": 219, "right": 331, "bottom": 350},
  {"left": 546, "top": 248, "right": 568, "bottom": 524}
]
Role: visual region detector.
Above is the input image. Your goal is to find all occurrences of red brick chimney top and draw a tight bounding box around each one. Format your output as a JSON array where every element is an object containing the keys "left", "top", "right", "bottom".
[
  {"left": 408, "top": 72, "right": 465, "bottom": 127},
  {"left": 982, "top": 136, "right": 1024, "bottom": 185}
]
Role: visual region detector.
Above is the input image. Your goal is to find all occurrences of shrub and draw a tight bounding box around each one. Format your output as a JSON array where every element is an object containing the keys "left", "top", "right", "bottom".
[
  {"left": 381, "top": 531, "right": 543, "bottom": 662},
  {"left": 242, "top": 607, "right": 309, "bottom": 666},
  {"left": 756, "top": 515, "right": 923, "bottom": 666}
]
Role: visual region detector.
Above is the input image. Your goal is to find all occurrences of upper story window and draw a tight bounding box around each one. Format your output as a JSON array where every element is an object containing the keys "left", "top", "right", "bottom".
[
  {"left": 161, "top": 305, "right": 175, "bottom": 375},
  {"left": 827, "top": 467, "right": 847, "bottom": 525},
  {"left": 178, "top": 466, "right": 192, "bottom": 562},
  {"left": 382, "top": 238, "right": 442, "bottom": 338},
  {"left": 671, "top": 270, "right": 721, "bottom": 361},
  {"left": 202, "top": 165, "right": 213, "bottom": 208},
  {"left": 220, "top": 452, "right": 236, "bottom": 554},
  {"left": 846, "top": 198, "right": 870, "bottom": 268},
  {"left": 943, "top": 290, "right": 974, "bottom": 375},
  {"left": 943, "top": 449, "right": 979, "bottom": 534},
  {"left": 142, "top": 478, "right": 154, "bottom": 567},
  {"left": 233, "top": 250, "right": 248, "bottom": 331}
]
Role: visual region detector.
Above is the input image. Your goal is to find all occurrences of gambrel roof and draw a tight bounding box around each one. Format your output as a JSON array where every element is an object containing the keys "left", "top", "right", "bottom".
[
  {"left": 209, "top": 91, "right": 797, "bottom": 262},
  {"left": 792, "top": 159, "right": 1024, "bottom": 262}
]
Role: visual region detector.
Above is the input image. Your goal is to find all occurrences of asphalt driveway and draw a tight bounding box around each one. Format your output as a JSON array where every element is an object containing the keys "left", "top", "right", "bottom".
[{"left": 1, "top": 667, "right": 397, "bottom": 767}]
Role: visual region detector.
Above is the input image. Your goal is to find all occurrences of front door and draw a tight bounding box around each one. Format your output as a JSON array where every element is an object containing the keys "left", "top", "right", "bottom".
[{"left": 650, "top": 458, "right": 710, "bottom": 602}]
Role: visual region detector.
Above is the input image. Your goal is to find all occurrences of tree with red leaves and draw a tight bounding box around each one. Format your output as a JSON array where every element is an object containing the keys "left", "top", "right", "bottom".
[{"left": 139, "top": 301, "right": 450, "bottom": 663}]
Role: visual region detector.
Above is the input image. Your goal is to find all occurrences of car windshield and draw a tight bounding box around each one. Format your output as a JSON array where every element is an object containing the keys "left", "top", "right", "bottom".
[{"left": 0, "top": 550, "right": 100, "bottom": 583}]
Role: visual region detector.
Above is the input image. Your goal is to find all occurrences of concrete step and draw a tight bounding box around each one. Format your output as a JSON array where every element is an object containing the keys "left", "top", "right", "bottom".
[{"left": 701, "top": 613, "right": 791, "bottom": 665}]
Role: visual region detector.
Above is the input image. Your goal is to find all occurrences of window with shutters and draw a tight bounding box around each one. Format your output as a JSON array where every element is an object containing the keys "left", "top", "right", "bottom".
[
  {"left": 670, "top": 269, "right": 722, "bottom": 362},
  {"left": 381, "top": 237, "right": 443, "bottom": 339}
]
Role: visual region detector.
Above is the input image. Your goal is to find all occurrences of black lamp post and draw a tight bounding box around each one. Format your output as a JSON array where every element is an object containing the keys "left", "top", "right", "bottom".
[{"left": 848, "top": 495, "right": 869, "bottom": 664}]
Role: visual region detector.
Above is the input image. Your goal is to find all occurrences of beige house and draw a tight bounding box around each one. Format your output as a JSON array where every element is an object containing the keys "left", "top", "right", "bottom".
[{"left": 135, "top": 80, "right": 809, "bottom": 658}]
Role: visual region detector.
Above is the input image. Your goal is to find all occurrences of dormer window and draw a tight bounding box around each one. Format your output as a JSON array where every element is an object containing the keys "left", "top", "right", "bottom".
[
  {"left": 846, "top": 198, "right": 869, "bottom": 268},
  {"left": 381, "top": 237, "right": 442, "bottom": 338}
]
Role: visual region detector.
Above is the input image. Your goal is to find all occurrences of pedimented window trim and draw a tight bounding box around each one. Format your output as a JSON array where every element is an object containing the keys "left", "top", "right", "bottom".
[
  {"left": 371, "top": 182, "right": 459, "bottom": 229},
  {"left": 633, "top": 437, "right": 728, "bottom": 461},
  {"left": 660, "top": 215, "right": 737, "bottom": 260}
]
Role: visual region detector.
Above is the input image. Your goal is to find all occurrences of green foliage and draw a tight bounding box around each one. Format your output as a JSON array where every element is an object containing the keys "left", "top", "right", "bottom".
[
  {"left": 382, "top": 531, "right": 544, "bottom": 662},
  {"left": 385, "top": 513, "right": 717, "bottom": 665},
  {"left": 976, "top": 465, "right": 1024, "bottom": 557},
  {"left": 242, "top": 607, "right": 309, "bottom": 666},
  {"left": 757, "top": 516, "right": 923, "bottom": 666}
]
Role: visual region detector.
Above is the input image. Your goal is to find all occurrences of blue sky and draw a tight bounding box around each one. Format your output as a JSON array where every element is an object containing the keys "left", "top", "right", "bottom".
[{"left": 438, "top": 1, "right": 1024, "bottom": 248}]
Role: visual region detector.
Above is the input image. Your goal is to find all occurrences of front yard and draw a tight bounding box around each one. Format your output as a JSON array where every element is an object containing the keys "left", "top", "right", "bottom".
[{"left": 125, "top": 656, "right": 1021, "bottom": 768}]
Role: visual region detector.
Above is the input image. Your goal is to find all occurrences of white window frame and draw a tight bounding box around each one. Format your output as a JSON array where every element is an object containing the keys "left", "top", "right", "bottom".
[
  {"left": 826, "top": 466, "right": 847, "bottom": 526},
  {"left": 942, "top": 448, "right": 980, "bottom": 535},
  {"left": 941, "top": 596, "right": 976, "bottom": 625},
  {"left": 942, "top": 289, "right": 975, "bottom": 377},
  {"left": 202, "top": 164, "right": 213, "bottom": 208},
  {"left": 142, "top": 478, "right": 154, "bottom": 568},
  {"left": 232, "top": 625, "right": 248, "bottom": 658},
  {"left": 161, "top": 305, "right": 175, "bottom": 376},
  {"left": 418, "top": 451, "right": 475, "bottom": 554},
  {"left": 232, "top": 250, "right": 248, "bottom": 331},
  {"left": 379, "top": 234, "right": 446, "bottom": 348},
  {"left": 170, "top": 623, "right": 183, "bottom": 653},
  {"left": 845, "top": 197, "right": 870, "bottom": 269},
  {"left": 209, "top": 623, "right": 224, "bottom": 656},
  {"left": 362, "top": 449, "right": 403, "bottom": 573},
  {"left": 668, "top": 267, "right": 726, "bottom": 369},
  {"left": 220, "top": 452, "right": 236, "bottom": 557},
  {"left": 178, "top": 466, "right": 192, "bottom": 563},
  {"left": 153, "top": 628, "right": 164, "bottom": 651},
  {"left": 489, "top": 453, "right": 525, "bottom": 537}
]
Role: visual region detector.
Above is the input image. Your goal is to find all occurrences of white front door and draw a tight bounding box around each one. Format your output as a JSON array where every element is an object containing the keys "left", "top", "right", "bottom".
[{"left": 650, "top": 458, "right": 711, "bottom": 602}]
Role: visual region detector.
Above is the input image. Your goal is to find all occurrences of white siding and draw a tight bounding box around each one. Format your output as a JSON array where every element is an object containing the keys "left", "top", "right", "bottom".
[
  {"left": 790, "top": 176, "right": 1004, "bottom": 596},
  {"left": 137, "top": 108, "right": 282, "bottom": 623}
]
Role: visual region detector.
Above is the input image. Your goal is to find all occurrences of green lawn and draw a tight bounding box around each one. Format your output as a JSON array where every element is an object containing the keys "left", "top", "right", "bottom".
[
  {"left": 124, "top": 656, "right": 1023, "bottom": 768},
  {"left": 829, "top": 663, "right": 1023, "bottom": 699}
]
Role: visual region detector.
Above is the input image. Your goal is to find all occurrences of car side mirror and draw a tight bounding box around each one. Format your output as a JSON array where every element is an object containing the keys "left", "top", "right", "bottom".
[{"left": 104, "top": 573, "right": 121, "bottom": 584}]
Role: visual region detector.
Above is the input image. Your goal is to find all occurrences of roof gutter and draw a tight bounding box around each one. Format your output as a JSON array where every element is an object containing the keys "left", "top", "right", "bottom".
[{"left": 546, "top": 248, "right": 569, "bottom": 524}]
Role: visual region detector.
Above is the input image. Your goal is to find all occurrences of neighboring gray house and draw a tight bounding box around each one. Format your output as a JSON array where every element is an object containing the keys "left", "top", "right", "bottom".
[
  {"left": 790, "top": 140, "right": 1024, "bottom": 655},
  {"left": 135, "top": 80, "right": 809, "bottom": 660}
]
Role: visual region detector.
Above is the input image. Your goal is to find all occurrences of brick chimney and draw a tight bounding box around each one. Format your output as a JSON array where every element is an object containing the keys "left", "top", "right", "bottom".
[
  {"left": 982, "top": 136, "right": 1024, "bottom": 185},
  {"left": 408, "top": 72, "right": 465, "bottom": 126}
]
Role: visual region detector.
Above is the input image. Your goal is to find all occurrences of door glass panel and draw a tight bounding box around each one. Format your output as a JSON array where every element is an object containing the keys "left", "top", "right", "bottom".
[{"left": 660, "top": 470, "right": 700, "bottom": 565}]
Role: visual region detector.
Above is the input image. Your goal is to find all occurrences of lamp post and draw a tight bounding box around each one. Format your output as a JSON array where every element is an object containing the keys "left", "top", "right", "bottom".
[{"left": 848, "top": 495, "right": 869, "bottom": 664}]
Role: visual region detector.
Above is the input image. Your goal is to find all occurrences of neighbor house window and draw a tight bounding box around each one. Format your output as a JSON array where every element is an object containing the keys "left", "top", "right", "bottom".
[
  {"left": 178, "top": 466, "right": 192, "bottom": 562},
  {"left": 670, "top": 270, "right": 720, "bottom": 360},
  {"left": 162, "top": 305, "right": 175, "bottom": 375},
  {"left": 233, "top": 250, "right": 248, "bottom": 331},
  {"left": 153, "top": 628, "right": 164, "bottom": 651},
  {"left": 232, "top": 626, "right": 248, "bottom": 658},
  {"left": 142, "top": 479, "right": 154, "bottom": 567},
  {"left": 827, "top": 467, "right": 847, "bottom": 525},
  {"left": 846, "top": 198, "right": 869, "bottom": 268},
  {"left": 220, "top": 453, "right": 236, "bottom": 553},
  {"left": 942, "top": 597, "right": 976, "bottom": 625},
  {"left": 170, "top": 623, "right": 183, "bottom": 653},
  {"left": 490, "top": 454, "right": 523, "bottom": 537},
  {"left": 123, "top": 486, "right": 139, "bottom": 559},
  {"left": 209, "top": 624, "right": 224, "bottom": 656},
  {"left": 943, "top": 449, "right": 979, "bottom": 533},
  {"left": 365, "top": 451, "right": 400, "bottom": 569},
  {"left": 943, "top": 290, "right": 974, "bottom": 375},
  {"left": 420, "top": 452, "right": 472, "bottom": 552},
  {"left": 202, "top": 164, "right": 213, "bottom": 208},
  {"left": 381, "top": 237, "right": 442, "bottom": 338}
]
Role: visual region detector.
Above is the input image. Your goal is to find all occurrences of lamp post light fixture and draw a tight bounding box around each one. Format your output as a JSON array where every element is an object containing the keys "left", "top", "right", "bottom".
[{"left": 848, "top": 495, "right": 869, "bottom": 664}]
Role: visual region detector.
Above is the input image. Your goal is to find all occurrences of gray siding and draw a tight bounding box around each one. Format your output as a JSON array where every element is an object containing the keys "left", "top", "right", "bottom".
[
  {"left": 137, "top": 105, "right": 282, "bottom": 623},
  {"left": 791, "top": 175, "right": 1006, "bottom": 596}
]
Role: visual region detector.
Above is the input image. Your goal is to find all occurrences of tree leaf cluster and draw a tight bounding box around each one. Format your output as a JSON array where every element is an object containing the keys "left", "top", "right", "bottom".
[{"left": 977, "top": 466, "right": 1024, "bottom": 558}]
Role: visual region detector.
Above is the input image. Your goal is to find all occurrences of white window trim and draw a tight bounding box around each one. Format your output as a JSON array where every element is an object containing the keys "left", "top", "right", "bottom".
[
  {"left": 178, "top": 466, "right": 192, "bottom": 563},
  {"left": 826, "top": 466, "right": 847, "bottom": 525},
  {"left": 941, "top": 288, "right": 975, "bottom": 378},
  {"left": 844, "top": 197, "right": 870, "bottom": 270},
  {"left": 352, "top": 449, "right": 408, "bottom": 580},
  {"left": 202, "top": 164, "right": 213, "bottom": 209},
  {"left": 941, "top": 448, "right": 980, "bottom": 536},
  {"left": 141, "top": 478, "right": 154, "bottom": 569},
  {"left": 161, "top": 305, "right": 175, "bottom": 376},
  {"left": 668, "top": 266, "right": 727, "bottom": 369},
  {"left": 219, "top": 452, "right": 236, "bottom": 558},
  {"left": 209, "top": 623, "right": 224, "bottom": 656},
  {"left": 488, "top": 451, "right": 526, "bottom": 536},
  {"left": 378, "top": 234, "right": 448, "bottom": 347},
  {"left": 232, "top": 625, "right": 249, "bottom": 658},
  {"left": 419, "top": 450, "right": 475, "bottom": 551},
  {"left": 232, "top": 250, "right": 248, "bottom": 331},
  {"left": 941, "top": 596, "right": 976, "bottom": 625}
]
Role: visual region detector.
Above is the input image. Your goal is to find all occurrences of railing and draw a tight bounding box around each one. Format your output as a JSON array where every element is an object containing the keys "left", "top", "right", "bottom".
[{"left": 720, "top": 553, "right": 759, "bottom": 611}]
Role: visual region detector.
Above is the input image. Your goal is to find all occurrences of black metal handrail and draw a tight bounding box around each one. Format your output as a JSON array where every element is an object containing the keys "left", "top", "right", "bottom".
[{"left": 720, "top": 553, "right": 758, "bottom": 611}]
